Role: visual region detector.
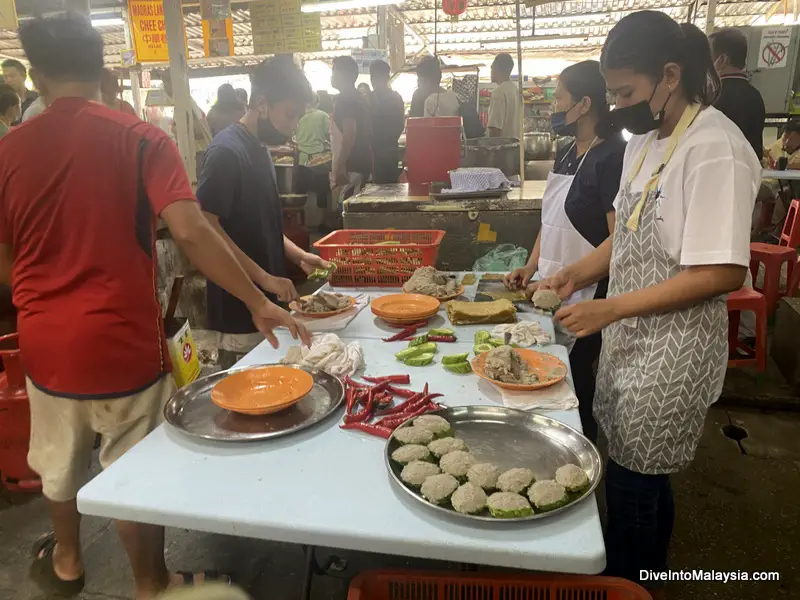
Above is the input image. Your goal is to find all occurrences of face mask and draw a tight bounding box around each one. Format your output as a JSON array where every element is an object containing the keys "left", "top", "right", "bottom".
[
  {"left": 257, "top": 115, "right": 290, "bottom": 145},
  {"left": 550, "top": 102, "right": 579, "bottom": 137},
  {"left": 601, "top": 83, "right": 671, "bottom": 136}
]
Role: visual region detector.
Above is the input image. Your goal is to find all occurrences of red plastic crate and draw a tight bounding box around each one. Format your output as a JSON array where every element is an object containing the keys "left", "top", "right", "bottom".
[
  {"left": 347, "top": 570, "right": 651, "bottom": 600},
  {"left": 313, "top": 230, "right": 446, "bottom": 287}
]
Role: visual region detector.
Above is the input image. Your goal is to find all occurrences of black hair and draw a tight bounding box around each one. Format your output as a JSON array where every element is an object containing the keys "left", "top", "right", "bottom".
[
  {"left": 784, "top": 119, "right": 800, "bottom": 135},
  {"left": 416, "top": 56, "right": 442, "bottom": 83},
  {"left": 250, "top": 57, "right": 313, "bottom": 108},
  {"left": 235, "top": 88, "right": 248, "bottom": 105},
  {"left": 559, "top": 60, "right": 608, "bottom": 118},
  {"left": 709, "top": 27, "right": 748, "bottom": 70},
  {"left": 601, "top": 11, "right": 720, "bottom": 106},
  {"left": 369, "top": 59, "right": 391, "bottom": 80},
  {"left": 1, "top": 59, "right": 26, "bottom": 77},
  {"left": 18, "top": 15, "right": 104, "bottom": 82},
  {"left": 332, "top": 56, "right": 359, "bottom": 84},
  {"left": 0, "top": 83, "right": 19, "bottom": 115},
  {"left": 492, "top": 53, "right": 514, "bottom": 75},
  {"left": 317, "top": 90, "right": 334, "bottom": 114}
]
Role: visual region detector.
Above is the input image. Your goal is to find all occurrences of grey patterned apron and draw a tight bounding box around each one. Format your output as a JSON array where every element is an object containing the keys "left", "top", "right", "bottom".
[{"left": 594, "top": 106, "right": 728, "bottom": 475}]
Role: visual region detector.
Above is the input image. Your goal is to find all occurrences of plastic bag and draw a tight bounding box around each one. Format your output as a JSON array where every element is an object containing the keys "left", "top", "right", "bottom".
[{"left": 472, "top": 243, "right": 528, "bottom": 272}]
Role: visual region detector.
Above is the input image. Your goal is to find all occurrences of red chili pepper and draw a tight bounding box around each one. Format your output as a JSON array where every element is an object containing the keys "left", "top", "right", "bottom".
[
  {"left": 374, "top": 392, "right": 393, "bottom": 409},
  {"left": 428, "top": 335, "right": 456, "bottom": 343},
  {"left": 345, "top": 375, "right": 366, "bottom": 389},
  {"left": 382, "top": 326, "right": 420, "bottom": 342},
  {"left": 345, "top": 387, "right": 356, "bottom": 414},
  {"left": 386, "top": 384, "right": 417, "bottom": 398},
  {"left": 403, "top": 393, "right": 443, "bottom": 413},
  {"left": 423, "top": 383, "right": 429, "bottom": 395},
  {"left": 363, "top": 374, "right": 410, "bottom": 385},
  {"left": 375, "top": 390, "right": 424, "bottom": 416},
  {"left": 387, "top": 320, "right": 429, "bottom": 329},
  {"left": 340, "top": 422, "right": 393, "bottom": 438}
]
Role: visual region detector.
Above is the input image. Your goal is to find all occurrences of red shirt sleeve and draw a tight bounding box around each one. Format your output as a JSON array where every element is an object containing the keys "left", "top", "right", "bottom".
[{"left": 139, "top": 127, "right": 196, "bottom": 215}]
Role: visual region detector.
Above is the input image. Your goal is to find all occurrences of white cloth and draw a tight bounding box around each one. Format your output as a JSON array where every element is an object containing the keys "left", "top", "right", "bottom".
[
  {"left": 444, "top": 167, "right": 510, "bottom": 194},
  {"left": 424, "top": 90, "right": 460, "bottom": 118},
  {"left": 620, "top": 106, "right": 761, "bottom": 267},
  {"left": 22, "top": 97, "right": 45, "bottom": 122},
  {"left": 281, "top": 333, "right": 364, "bottom": 377},
  {"left": 291, "top": 294, "right": 369, "bottom": 333},
  {"left": 537, "top": 140, "right": 598, "bottom": 352},
  {"left": 487, "top": 81, "right": 521, "bottom": 139},
  {"left": 491, "top": 322, "right": 551, "bottom": 347},
  {"left": 477, "top": 379, "right": 578, "bottom": 411}
]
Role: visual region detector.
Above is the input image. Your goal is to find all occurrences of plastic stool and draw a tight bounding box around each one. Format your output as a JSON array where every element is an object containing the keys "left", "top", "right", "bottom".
[
  {"left": 750, "top": 199, "right": 800, "bottom": 313},
  {"left": 727, "top": 287, "right": 767, "bottom": 372}
]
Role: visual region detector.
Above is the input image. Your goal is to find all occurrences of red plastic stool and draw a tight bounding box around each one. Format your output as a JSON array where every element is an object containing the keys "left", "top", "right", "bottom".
[
  {"left": 750, "top": 198, "right": 800, "bottom": 313},
  {"left": 727, "top": 287, "right": 768, "bottom": 372}
]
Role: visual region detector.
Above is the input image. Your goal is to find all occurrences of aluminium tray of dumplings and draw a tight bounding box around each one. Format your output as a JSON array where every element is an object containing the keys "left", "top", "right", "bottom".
[{"left": 384, "top": 405, "right": 602, "bottom": 522}]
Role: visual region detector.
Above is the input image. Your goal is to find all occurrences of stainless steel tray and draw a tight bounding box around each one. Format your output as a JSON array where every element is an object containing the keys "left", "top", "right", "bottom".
[
  {"left": 385, "top": 405, "right": 602, "bottom": 522},
  {"left": 164, "top": 364, "right": 344, "bottom": 442}
]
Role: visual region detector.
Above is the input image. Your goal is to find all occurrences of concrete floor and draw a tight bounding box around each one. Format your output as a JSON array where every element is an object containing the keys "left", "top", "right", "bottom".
[{"left": 1, "top": 405, "right": 797, "bottom": 600}]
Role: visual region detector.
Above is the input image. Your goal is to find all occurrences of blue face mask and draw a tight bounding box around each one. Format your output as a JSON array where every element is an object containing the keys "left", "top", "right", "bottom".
[{"left": 550, "top": 102, "right": 579, "bottom": 137}]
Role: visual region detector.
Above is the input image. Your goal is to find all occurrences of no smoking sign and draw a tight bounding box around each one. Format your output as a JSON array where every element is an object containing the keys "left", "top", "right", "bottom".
[{"left": 759, "top": 27, "right": 791, "bottom": 69}]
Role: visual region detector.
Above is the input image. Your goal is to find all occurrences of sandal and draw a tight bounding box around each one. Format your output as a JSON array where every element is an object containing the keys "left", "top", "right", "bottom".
[
  {"left": 176, "top": 570, "right": 232, "bottom": 586},
  {"left": 29, "top": 532, "right": 85, "bottom": 597}
]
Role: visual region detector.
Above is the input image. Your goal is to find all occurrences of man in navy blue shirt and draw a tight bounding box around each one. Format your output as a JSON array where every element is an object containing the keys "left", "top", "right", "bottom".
[{"left": 197, "top": 58, "right": 325, "bottom": 366}]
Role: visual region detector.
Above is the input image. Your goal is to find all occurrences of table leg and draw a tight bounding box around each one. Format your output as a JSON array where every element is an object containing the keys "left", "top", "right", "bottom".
[{"left": 300, "top": 545, "right": 348, "bottom": 600}]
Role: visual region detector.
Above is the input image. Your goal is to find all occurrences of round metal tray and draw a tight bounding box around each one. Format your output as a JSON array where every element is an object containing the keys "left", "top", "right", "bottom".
[
  {"left": 384, "top": 405, "right": 602, "bottom": 522},
  {"left": 164, "top": 364, "right": 344, "bottom": 442}
]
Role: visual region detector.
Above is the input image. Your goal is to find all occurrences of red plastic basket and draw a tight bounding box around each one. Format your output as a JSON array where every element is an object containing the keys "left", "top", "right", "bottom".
[
  {"left": 313, "top": 230, "right": 446, "bottom": 287},
  {"left": 347, "top": 571, "right": 652, "bottom": 600}
]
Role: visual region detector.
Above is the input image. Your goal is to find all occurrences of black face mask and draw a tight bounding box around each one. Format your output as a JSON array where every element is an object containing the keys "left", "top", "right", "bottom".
[
  {"left": 601, "top": 83, "right": 670, "bottom": 136},
  {"left": 550, "top": 102, "right": 579, "bottom": 137},
  {"left": 258, "top": 115, "right": 290, "bottom": 145}
]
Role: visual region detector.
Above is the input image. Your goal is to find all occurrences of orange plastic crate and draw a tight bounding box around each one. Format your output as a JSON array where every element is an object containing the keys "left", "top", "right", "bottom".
[
  {"left": 313, "top": 230, "right": 446, "bottom": 287},
  {"left": 347, "top": 570, "right": 652, "bottom": 600}
]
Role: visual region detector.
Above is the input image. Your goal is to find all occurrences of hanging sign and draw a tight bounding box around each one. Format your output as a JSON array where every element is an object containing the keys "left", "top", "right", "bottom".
[
  {"left": 250, "top": 0, "right": 321, "bottom": 55},
  {"left": 758, "top": 26, "right": 791, "bottom": 69},
  {"left": 127, "top": 0, "right": 169, "bottom": 63},
  {"left": 200, "top": 0, "right": 231, "bottom": 20},
  {"left": 0, "top": 0, "right": 18, "bottom": 30},
  {"left": 202, "top": 18, "right": 235, "bottom": 57}
]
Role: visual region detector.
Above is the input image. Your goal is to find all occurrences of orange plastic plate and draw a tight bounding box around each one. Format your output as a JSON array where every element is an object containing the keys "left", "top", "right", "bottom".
[
  {"left": 472, "top": 348, "right": 568, "bottom": 391},
  {"left": 211, "top": 366, "right": 314, "bottom": 415}
]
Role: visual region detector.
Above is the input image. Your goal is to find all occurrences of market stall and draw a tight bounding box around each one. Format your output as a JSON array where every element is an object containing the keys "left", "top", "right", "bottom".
[{"left": 77, "top": 275, "right": 605, "bottom": 599}]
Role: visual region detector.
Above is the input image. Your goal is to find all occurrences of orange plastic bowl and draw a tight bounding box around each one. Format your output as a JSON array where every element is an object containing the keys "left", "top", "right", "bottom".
[
  {"left": 472, "top": 348, "right": 568, "bottom": 391},
  {"left": 371, "top": 294, "right": 440, "bottom": 319},
  {"left": 211, "top": 366, "right": 314, "bottom": 415},
  {"left": 290, "top": 295, "right": 356, "bottom": 318}
]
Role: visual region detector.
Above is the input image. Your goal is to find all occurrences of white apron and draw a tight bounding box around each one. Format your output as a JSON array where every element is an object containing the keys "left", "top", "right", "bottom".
[
  {"left": 537, "top": 138, "right": 598, "bottom": 350},
  {"left": 594, "top": 104, "right": 727, "bottom": 475}
]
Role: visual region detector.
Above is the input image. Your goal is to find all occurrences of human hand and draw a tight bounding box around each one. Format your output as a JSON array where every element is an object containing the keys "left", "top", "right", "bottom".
[
  {"left": 504, "top": 266, "right": 534, "bottom": 290},
  {"left": 526, "top": 270, "right": 577, "bottom": 300},
  {"left": 250, "top": 298, "right": 312, "bottom": 348},
  {"left": 263, "top": 276, "right": 298, "bottom": 303},
  {"left": 554, "top": 299, "right": 619, "bottom": 338},
  {"left": 299, "top": 253, "right": 331, "bottom": 275}
]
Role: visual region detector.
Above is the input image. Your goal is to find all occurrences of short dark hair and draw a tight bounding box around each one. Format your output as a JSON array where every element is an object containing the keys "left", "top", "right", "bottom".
[
  {"left": 784, "top": 119, "right": 800, "bottom": 136},
  {"left": 332, "top": 55, "right": 359, "bottom": 84},
  {"left": 601, "top": 11, "right": 720, "bottom": 106},
  {"left": 19, "top": 15, "right": 104, "bottom": 82},
  {"left": 416, "top": 56, "right": 441, "bottom": 83},
  {"left": 1, "top": 59, "right": 26, "bottom": 77},
  {"left": 0, "top": 83, "right": 19, "bottom": 115},
  {"left": 559, "top": 60, "right": 609, "bottom": 119},
  {"left": 250, "top": 57, "right": 313, "bottom": 108},
  {"left": 369, "top": 59, "right": 390, "bottom": 80},
  {"left": 709, "top": 28, "right": 748, "bottom": 69},
  {"left": 492, "top": 53, "right": 514, "bottom": 75}
]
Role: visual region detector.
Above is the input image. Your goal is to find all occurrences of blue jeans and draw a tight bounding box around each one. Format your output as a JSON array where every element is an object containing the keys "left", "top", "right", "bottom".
[{"left": 603, "top": 459, "right": 674, "bottom": 588}]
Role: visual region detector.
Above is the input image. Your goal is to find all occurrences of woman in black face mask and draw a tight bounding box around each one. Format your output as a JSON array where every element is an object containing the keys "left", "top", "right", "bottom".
[
  {"left": 530, "top": 11, "right": 762, "bottom": 595},
  {"left": 505, "top": 60, "right": 625, "bottom": 442}
]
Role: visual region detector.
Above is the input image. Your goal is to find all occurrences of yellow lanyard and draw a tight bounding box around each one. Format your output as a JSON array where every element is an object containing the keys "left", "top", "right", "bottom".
[{"left": 625, "top": 103, "right": 702, "bottom": 231}]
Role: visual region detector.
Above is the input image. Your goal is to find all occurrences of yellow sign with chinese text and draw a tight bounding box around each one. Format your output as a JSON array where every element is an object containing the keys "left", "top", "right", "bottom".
[
  {"left": 127, "top": 0, "right": 169, "bottom": 63},
  {"left": 0, "top": 0, "right": 18, "bottom": 30}
]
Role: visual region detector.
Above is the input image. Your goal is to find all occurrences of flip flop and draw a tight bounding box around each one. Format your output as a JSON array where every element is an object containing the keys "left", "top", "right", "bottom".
[
  {"left": 176, "top": 570, "right": 232, "bottom": 586},
  {"left": 29, "top": 532, "right": 85, "bottom": 597}
]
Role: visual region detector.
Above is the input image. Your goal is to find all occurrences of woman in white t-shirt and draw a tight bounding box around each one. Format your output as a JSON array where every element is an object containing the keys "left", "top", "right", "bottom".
[{"left": 530, "top": 11, "right": 760, "bottom": 595}]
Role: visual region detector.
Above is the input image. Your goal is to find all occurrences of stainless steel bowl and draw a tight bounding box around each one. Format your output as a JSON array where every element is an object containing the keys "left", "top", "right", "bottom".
[
  {"left": 523, "top": 132, "right": 553, "bottom": 160},
  {"left": 461, "top": 137, "right": 521, "bottom": 176}
]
